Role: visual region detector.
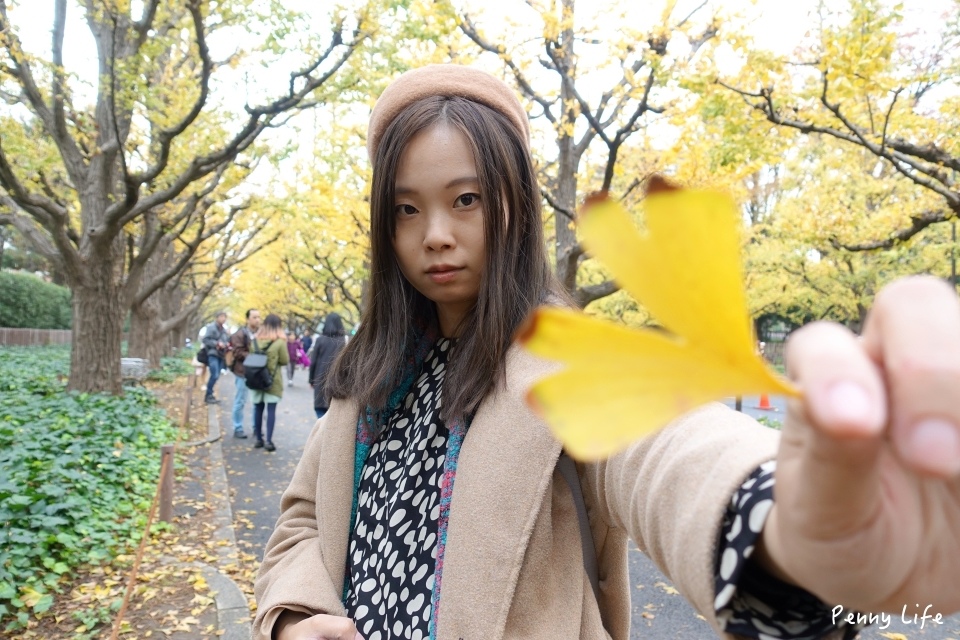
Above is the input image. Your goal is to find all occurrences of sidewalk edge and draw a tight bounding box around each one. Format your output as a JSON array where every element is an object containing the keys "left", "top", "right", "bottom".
[{"left": 206, "top": 401, "right": 253, "bottom": 640}]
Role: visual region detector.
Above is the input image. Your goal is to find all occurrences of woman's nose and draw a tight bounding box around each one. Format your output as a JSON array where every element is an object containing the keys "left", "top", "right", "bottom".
[{"left": 423, "top": 212, "right": 456, "bottom": 251}]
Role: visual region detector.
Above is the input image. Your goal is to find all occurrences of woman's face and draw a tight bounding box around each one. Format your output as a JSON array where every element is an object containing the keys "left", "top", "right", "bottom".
[{"left": 392, "top": 123, "right": 486, "bottom": 337}]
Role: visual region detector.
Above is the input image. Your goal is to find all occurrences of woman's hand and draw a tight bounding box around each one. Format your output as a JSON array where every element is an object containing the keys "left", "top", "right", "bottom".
[
  {"left": 275, "top": 611, "right": 364, "bottom": 640},
  {"left": 761, "top": 276, "right": 960, "bottom": 616}
]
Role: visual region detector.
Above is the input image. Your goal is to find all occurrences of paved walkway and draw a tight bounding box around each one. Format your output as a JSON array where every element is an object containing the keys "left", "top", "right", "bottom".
[{"left": 213, "top": 371, "right": 960, "bottom": 639}]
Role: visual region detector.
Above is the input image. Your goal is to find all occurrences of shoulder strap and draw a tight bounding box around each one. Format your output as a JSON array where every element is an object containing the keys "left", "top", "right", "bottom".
[
  {"left": 252, "top": 338, "right": 276, "bottom": 355},
  {"left": 557, "top": 452, "right": 601, "bottom": 604}
]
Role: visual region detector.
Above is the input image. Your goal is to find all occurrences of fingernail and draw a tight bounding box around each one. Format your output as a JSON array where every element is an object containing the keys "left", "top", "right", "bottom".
[
  {"left": 826, "top": 381, "right": 878, "bottom": 432},
  {"left": 908, "top": 419, "right": 960, "bottom": 477}
]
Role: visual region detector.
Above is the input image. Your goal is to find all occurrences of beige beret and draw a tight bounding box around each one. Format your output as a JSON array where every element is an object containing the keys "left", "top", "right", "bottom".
[{"left": 367, "top": 64, "right": 531, "bottom": 161}]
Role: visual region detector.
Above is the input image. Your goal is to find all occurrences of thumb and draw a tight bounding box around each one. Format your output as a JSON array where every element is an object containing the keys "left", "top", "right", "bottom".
[{"left": 778, "top": 321, "right": 888, "bottom": 536}]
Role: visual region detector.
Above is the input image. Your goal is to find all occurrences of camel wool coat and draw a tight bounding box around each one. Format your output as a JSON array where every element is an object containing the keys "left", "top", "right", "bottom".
[{"left": 253, "top": 346, "right": 783, "bottom": 640}]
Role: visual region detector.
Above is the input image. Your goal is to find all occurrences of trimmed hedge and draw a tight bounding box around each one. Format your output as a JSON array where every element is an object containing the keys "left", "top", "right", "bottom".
[
  {"left": 0, "top": 271, "right": 72, "bottom": 329},
  {"left": 0, "top": 346, "right": 178, "bottom": 632}
]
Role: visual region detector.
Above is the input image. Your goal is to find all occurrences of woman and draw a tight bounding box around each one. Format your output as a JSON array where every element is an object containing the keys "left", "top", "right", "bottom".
[
  {"left": 250, "top": 314, "right": 289, "bottom": 452},
  {"left": 308, "top": 313, "right": 347, "bottom": 420},
  {"left": 254, "top": 65, "right": 960, "bottom": 640}
]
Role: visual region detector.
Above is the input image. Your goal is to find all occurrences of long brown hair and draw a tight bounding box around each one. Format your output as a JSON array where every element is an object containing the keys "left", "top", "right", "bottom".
[
  {"left": 256, "top": 314, "right": 285, "bottom": 342},
  {"left": 330, "top": 95, "right": 565, "bottom": 419}
]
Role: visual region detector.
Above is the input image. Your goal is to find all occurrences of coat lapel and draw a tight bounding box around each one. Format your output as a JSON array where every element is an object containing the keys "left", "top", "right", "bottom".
[
  {"left": 316, "top": 397, "right": 360, "bottom": 601},
  {"left": 438, "top": 348, "right": 562, "bottom": 639}
]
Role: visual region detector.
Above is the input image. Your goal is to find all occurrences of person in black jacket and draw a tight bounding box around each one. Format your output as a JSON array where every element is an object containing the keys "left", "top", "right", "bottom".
[{"left": 308, "top": 313, "right": 347, "bottom": 419}]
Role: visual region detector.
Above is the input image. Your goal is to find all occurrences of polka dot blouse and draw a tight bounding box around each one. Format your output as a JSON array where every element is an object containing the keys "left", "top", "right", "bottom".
[
  {"left": 715, "top": 461, "right": 866, "bottom": 639},
  {"left": 343, "top": 338, "right": 864, "bottom": 639},
  {"left": 345, "top": 339, "right": 452, "bottom": 640}
]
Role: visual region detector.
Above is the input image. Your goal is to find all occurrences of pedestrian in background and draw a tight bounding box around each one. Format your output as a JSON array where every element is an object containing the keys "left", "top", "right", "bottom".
[
  {"left": 201, "top": 311, "right": 229, "bottom": 404},
  {"left": 300, "top": 331, "right": 313, "bottom": 356},
  {"left": 308, "top": 312, "right": 347, "bottom": 420},
  {"left": 250, "top": 314, "right": 289, "bottom": 452},
  {"left": 229, "top": 309, "right": 261, "bottom": 439}
]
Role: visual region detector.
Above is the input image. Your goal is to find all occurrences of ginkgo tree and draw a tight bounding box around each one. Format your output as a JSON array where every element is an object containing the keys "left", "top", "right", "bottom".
[
  {"left": 0, "top": 0, "right": 368, "bottom": 393},
  {"left": 743, "top": 135, "right": 954, "bottom": 331},
  {"left": 126, "top": 193, "right": 279, "bottom": 366},
  {"left": 721, "top": 0, "right": 960, "bottom": 252},
  {"left": 456, "top": 0, "right": 739, "bottom": 306}
]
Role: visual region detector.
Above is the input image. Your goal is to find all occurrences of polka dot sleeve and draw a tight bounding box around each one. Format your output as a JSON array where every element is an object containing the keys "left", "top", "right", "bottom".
[{"left": 713, "top": 461, "right": 867, "bottom": 639}]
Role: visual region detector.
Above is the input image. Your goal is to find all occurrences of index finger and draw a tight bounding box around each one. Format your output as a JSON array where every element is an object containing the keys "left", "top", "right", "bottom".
[{"left": 861, "top": 276, "right": 960, "bottom": 477}]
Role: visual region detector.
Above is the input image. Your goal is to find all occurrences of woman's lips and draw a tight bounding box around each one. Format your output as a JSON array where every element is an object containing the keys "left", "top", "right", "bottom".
[{"left": 426, "top": 266, "right": 463, "bottom": 284}]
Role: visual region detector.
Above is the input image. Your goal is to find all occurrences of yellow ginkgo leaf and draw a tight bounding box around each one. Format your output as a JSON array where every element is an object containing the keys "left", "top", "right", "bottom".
[{"left": 519, "top": 183, "right": 799, "bottom": 460}]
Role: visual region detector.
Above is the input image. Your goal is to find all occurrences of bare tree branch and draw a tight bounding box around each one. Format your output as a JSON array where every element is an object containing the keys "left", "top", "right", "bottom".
[
  {"left": 459, "top": 14, "right": 558, "bottom": 123},
  {"left": 113, "top": 22, "right": 361, "bottom": 230},
  {"left": 541, "top": 187, "right": 576, "bottom": 221},
  {"left": 319, "top": 253, "right": 363, "bottom": 314},
  {"left": 0, "top": 206, "right": 64, "bottom": 267},
  {"left": 51, "top": 0, "right": 71, "bottom": 152},
  {"left": 157, "top": 228, "right": 279, "bottom": 335},
  {"left": 721, "top": 80, "right": 960, "bottom": 215},
  {"left": 0, "top": 141, "right": 68, "bottom": 222},
  {"left": 131, "top": 200, "right": 251, "bottom": 306},
  {"left": 575, "top": 279, "right": 618, "bottom": 307},
  {"left": 103, "top": 0, "right": 215, "bottom": 229},
  {"left": 133, "top": 0, "right": 161, "bottom": 49},
  {"left": 879, "top": 88, "right": 902, "bottom": 157},
  {"left": 0, "top": 0, "right": 87, "bottom": 185},
  {"left": 675, "top": 0, "right": 709, "bottom": 29},
  {"left": 543, "top": 40, "right": 662, "bottom": 191},
  {"left": 829, "top": 210, "right": 954, "bottom": 251}
]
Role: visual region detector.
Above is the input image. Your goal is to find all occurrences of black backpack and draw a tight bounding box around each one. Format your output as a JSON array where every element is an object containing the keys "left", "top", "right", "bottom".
[
  {"left": 244, "top": 339, "right": 275, "bottom": 390},
  {"left": 196, "top": 347, "right": 208, "bottom": 365}
]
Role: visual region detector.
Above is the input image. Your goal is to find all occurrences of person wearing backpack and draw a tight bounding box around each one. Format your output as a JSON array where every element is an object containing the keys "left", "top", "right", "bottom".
[
  {"left": 229, "top": 309, "right": 262, "bottom": 439},
  {"left": 247, "top": 313, "right": 289, "bottom": 452}
]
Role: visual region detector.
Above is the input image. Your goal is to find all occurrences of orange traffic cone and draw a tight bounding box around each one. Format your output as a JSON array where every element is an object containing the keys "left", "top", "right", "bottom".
[{"left": 756, "top": 394, "right": 776, "bottom": 411}]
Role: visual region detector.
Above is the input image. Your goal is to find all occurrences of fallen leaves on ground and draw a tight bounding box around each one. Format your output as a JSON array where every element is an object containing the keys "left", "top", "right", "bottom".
[{"left": 654, "top": 581, "right": 679, "bottom": 596}]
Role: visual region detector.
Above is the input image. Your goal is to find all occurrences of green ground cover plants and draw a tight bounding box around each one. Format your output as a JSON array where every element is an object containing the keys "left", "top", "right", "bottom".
[
  {"left": 146, "top": 351, "right": 195, "bottom": 383},
  {"left": 0, "top": 345, "right": 179, "bottom": 633}
]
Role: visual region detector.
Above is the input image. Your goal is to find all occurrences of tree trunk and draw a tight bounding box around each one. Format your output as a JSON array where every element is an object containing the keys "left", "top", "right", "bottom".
[
  {"left": 68, "top": 262, "right": 124, "bottom": 393},
  {"left": 553, "top": 0, "right": 580, "bottom": 295},
  {"left": 127, "top": 301, "right": 167, "bottom": 368},
  {"left": 173, "top": 320, "right": 188, "bottom": 353},
  {"left": 555, "top": 137, "right": 579, "bottom": 292}
]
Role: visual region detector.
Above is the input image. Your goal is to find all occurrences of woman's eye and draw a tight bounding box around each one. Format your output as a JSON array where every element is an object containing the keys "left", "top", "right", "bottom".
[
  {"left": 395, "top": 204, "right": 417, "bottom": 216},
  {"left": 455, "top": 193, "right": 480, "bottom": 208}
]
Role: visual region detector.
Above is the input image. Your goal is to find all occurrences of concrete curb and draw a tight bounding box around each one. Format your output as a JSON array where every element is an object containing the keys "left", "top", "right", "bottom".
[{"left": 205, "top": 401, "right": 253, "bottom": 640}]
